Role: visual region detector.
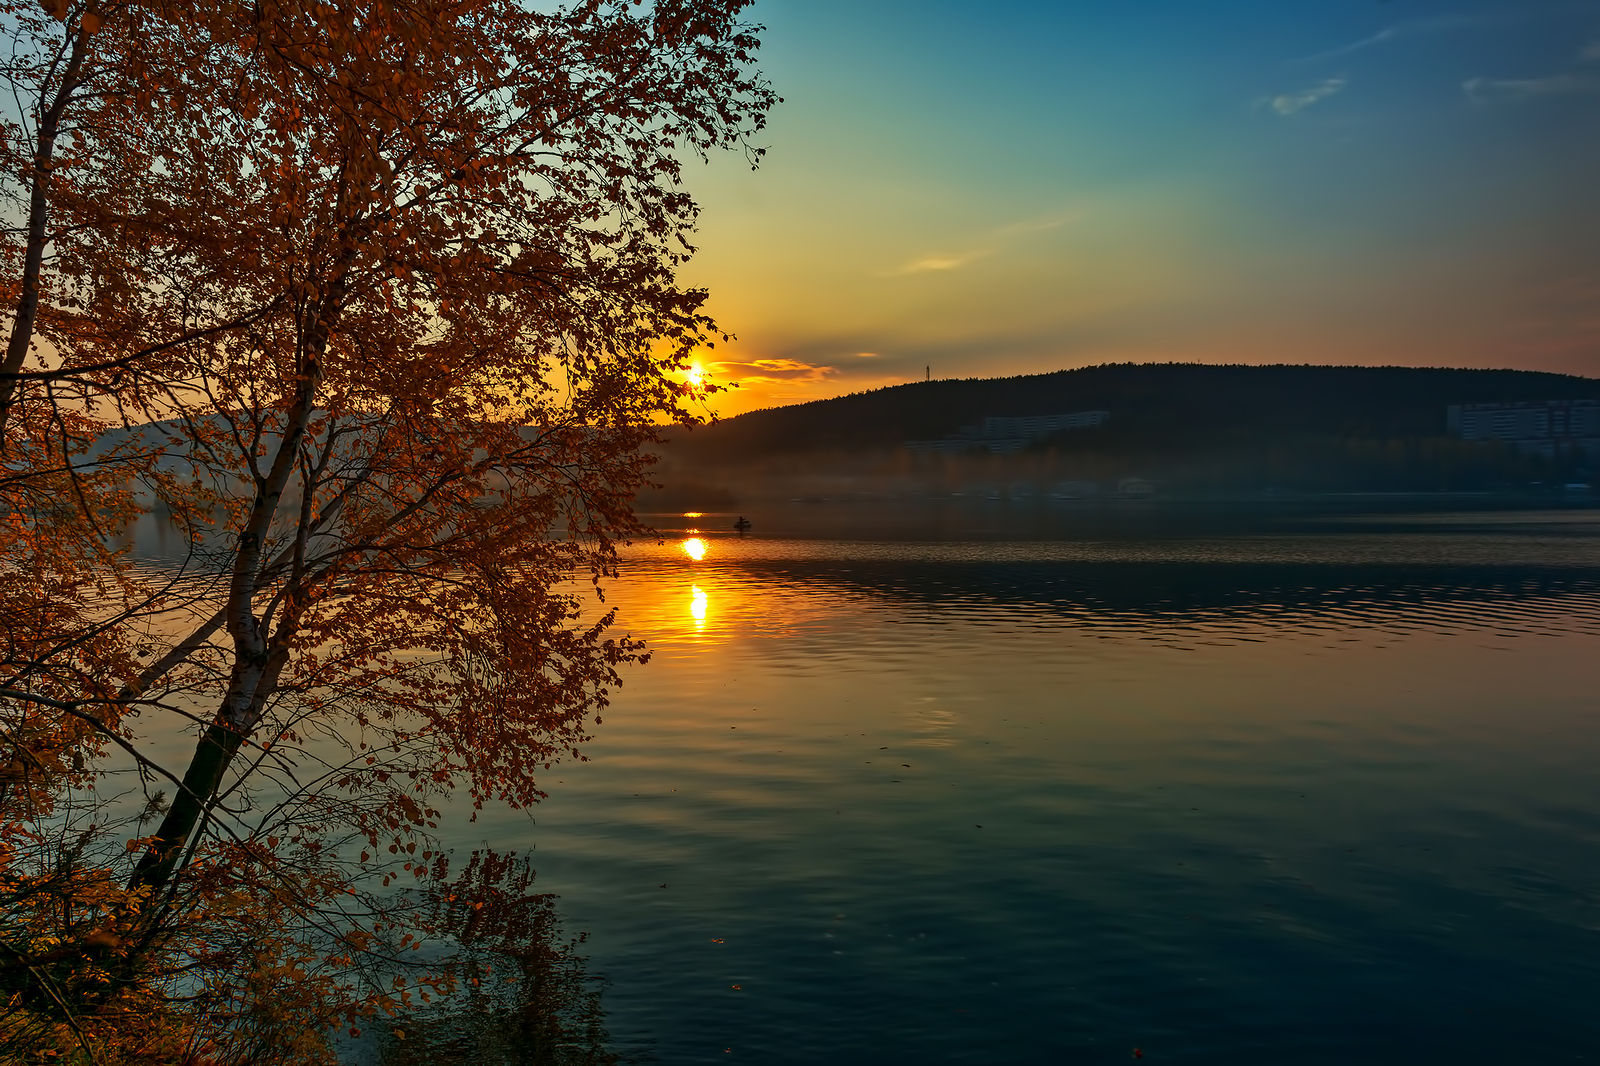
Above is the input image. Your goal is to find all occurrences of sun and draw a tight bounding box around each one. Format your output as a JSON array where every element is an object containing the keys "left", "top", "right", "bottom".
[
  {"left": 682, "top": 536, "right": 707, "bottom": 561},
  {"left": 685, "top": 362, "right": 705, "bottom": 391}
]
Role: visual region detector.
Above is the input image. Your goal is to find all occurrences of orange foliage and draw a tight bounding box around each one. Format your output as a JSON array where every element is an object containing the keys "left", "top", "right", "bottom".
[{"left": 1, "top": 0, "right": 773, "bottom": 1058}]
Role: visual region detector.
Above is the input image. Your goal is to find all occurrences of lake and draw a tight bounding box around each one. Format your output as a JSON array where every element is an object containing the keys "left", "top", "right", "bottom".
[{"left": 452, "top": 505, "right": 1600, "bottom": 1064}]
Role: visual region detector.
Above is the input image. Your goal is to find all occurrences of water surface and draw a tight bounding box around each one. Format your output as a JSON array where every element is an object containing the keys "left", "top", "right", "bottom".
[{"left": 477, "top": 508, "right": 1600, "bottom": 1063}]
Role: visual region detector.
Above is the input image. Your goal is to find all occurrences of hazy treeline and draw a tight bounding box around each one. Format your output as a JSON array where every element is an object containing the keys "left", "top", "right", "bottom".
[{"left": 647, "top": 364, "right": 1599, "bottom": 504}]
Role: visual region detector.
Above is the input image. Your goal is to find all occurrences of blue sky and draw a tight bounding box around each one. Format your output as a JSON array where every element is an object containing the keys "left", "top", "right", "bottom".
[{"left": 679, "top": 0, "right": 1600, "bottom": 412}]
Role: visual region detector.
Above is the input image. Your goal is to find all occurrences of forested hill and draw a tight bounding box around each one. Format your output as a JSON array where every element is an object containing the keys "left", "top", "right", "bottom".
[{"left": 671, "top": 363, "right": 1600, "bottom": 460}]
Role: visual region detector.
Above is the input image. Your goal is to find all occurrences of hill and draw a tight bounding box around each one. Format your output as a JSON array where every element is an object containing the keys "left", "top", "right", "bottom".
[
  {"left": 673, "top": 363, "right": 1600, "bottom": 457},
  {"left": 651, "top": 363, "right": 1600, "bottom": 503}
]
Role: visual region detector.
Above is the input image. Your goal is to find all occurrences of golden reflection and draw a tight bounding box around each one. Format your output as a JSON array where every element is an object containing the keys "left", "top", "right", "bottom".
[
  {"left": 690, "top": 584, "right": 708, "bottom": 629},
  {"left": 682, "top": 536, "right": 707, "bottom": 561}
]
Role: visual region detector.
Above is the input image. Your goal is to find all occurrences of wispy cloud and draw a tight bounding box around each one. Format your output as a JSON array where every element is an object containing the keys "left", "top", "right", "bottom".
[
  {"left": 1582, "top": 40, "right": 1600, "bottom": 63},
  {"left": 1265, "top": 77, "right": 1347, "bottom": 116},
  {"left": 1295, "top": 13, "right": 1517, "bottom": 65},
  {"left": 893, "top": 250, "right": 990, "bottom": 275},
  {"left": 993, "top": 209, "right": 1080, "bottom": 239},
  {"left": 1296, "top": 26, "right": 1399, "bottom": 65},
  {"left": 1463, "top": 73, "right": 1600, "bottom": 103},
  {"left": 890, "top": 208, "right": 1079, "bottom": 278},
  {"left": 708, "top": 358, "right": 837, "bottom": 385}
]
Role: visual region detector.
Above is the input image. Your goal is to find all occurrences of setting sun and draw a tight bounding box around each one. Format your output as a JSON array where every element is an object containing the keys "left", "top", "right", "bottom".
[
  {"left": 685, "top": 362, "right": 705, "bottom": 392},
  {"left": 682, "top": 536, "right": 707, "bottom": 561}
]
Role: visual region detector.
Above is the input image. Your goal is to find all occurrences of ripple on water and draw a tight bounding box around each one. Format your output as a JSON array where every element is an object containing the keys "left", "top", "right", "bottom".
[{"left": 516, "top": 526, "right": 1600, "bottom": 1063}]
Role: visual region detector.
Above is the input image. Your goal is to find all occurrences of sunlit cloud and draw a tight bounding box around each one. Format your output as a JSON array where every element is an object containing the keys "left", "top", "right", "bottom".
[
  {"left": 699, "top": 356, "right": 872, "bottom": 416},
  {"left": 892, "top": 249, "right": 990, "bottom": 275},
  {"left": 854, "top": 351, "right": 879, "bottom": 358},
  {"left": 709, "top": 357, "right": 838, "bottom": 385},
  {"left": 1463, "top": 73, "right": 1600, "bottom": 103},
  {"left": 1265, "top": 77, "right": 1346, "bottom": 116}
]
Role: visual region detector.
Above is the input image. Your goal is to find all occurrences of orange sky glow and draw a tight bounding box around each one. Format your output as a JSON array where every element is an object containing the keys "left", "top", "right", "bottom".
[{"left": 670, "top": 1, "right": 1600, "bottom": 419}]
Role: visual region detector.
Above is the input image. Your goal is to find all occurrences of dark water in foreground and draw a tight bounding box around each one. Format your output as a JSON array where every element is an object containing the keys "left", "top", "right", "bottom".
[{"left": 451, "top": 508, "right": 1600, "bottom": 1064}]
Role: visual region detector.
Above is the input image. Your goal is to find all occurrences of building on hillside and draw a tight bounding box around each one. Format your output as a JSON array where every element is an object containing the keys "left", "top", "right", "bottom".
[
  {"left": 904, "top": 409, "right": 1109, "bottom": 456},
  {"left": 1446, "top": 400, "right": 1600, "bottom": 458}
]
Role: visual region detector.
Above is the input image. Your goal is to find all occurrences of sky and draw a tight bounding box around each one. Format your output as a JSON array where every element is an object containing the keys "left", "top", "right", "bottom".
[{"left": 674, "top": 0, "right": 1600, "bottom": 415}]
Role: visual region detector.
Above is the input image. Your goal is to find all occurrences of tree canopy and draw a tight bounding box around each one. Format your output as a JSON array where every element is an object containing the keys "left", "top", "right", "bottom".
[{"left": 0, "top": 0, "right": 772, "bottom": 1059}]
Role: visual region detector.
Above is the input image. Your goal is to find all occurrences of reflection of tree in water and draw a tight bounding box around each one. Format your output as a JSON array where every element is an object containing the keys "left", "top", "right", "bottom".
[
  {"left": 377, "top": 853, "right": 619, "bottom": 1066},
  {"left": 0, "top": 833, "right": 621, "bottom": 1064}
]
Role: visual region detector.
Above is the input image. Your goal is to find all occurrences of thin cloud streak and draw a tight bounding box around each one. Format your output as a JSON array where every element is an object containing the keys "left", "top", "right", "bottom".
[
  {"left": 1463, "top": 73, "right": 1600, "bottom": 102},
  {"left": 1296, "top": 26, "right": 1398, "bottom": 65},
  {"left": 890, "top": 208, "right": 1078, "bottom": 277},
  {"left": 1266, "top": 77, "right": 1346, "bottom": 115},
  {"left": 993, "top": 208, "right": 1080, "bottom": 239},
  {"left": 1294, "top": 12, "right": 1521, "bottom": 65},
  {"left": 891, "top": 249, "right": 991, "bottom": 275}
]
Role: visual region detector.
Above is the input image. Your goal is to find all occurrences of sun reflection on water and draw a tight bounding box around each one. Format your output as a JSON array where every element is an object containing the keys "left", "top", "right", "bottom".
[
  {"left": 682, "top": 536, "right": 707, "bottom": 561},
  {"left": 690, "top": 585, "right": 708, "bottom": 630}
]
